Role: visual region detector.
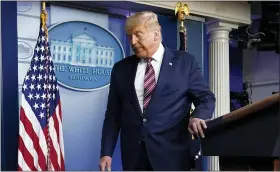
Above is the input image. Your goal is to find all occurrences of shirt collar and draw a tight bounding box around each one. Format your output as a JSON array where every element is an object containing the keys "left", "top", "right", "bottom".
[
  {"left": 140, "top": 43, "right": 165, "bottom": 63},
  {"left": 152, "top": 43, "right": 164, "bottom": 62}
]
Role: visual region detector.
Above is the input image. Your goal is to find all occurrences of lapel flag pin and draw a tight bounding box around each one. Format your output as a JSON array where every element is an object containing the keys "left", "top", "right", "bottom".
[{"left": 169, "top": 62, "right": 172, "bottom": 66}]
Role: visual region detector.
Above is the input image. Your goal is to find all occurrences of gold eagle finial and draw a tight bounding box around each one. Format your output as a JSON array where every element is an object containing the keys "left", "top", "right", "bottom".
[
  {"left": 175, "top": 2, "right": 190, "bottom": 21},
  {"left": 175, "top": 2, "right": 189, "bottom": 32}
]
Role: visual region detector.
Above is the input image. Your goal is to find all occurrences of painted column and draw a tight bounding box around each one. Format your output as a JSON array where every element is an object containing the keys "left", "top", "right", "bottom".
[{"left": 206, "top": 20, "right": 239, "bottom": 171}]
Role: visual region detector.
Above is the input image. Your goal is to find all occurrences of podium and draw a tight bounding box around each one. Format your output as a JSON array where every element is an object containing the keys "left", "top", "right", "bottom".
[{"left": 201, "top": 93, "right": 280, "bottom": 171}]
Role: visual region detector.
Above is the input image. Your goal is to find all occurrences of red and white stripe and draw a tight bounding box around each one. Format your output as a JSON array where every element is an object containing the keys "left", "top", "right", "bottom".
[
  {"left": 143, "top": 61, "right": 156, "bottom": 110},
  {"left": 18, "top": 95, "right": 65, "bottom": 171}
]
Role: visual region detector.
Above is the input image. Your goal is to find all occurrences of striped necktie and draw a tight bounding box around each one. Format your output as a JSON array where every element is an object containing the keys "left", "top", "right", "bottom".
[{"left": 143, "top": 58, "right": 156, "bottom": 115}]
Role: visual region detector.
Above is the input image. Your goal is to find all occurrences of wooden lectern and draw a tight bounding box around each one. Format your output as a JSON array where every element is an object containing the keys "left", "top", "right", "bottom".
[{"left": 201, "top": 93, "right": 280, "bottom": 171}]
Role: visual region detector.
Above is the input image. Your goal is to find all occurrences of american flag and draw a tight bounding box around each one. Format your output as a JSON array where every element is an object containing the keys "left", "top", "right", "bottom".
[{"left": 17, "top": 10, "right": 65, "bottom": 171}]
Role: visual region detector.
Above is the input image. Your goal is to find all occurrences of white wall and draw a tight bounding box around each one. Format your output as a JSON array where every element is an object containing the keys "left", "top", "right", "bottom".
[{"left": 243, "top": 49, "right": 279, "bottom": 102}]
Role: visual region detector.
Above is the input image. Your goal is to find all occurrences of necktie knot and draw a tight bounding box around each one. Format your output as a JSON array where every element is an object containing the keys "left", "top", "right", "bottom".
[{"left": 146, "top": 58, "right": 153, "bottom": 63}]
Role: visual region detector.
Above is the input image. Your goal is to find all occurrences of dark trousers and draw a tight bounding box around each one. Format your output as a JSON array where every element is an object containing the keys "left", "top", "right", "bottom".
[{"left": 134, "top": 141, "right": 153, "bottom": 171}]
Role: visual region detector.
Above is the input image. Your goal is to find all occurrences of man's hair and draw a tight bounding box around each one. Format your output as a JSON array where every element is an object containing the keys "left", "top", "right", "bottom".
[{"left": 125, "top": 11, "right": 161, "bottom": 35}]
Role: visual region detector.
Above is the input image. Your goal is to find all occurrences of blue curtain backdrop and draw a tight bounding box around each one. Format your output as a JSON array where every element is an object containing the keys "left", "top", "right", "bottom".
[
  {"left": 180, "top": 19, "right": 205, "bottom": 74},
  {"left": 108, "top": 14, "right": 127, "bottom": 170},
  {"left": 1, "top": 2, "right": 207, "bottom": 170},
  {"left": 1, "top": 1, "right": 19, "bottom": 171},
  {"left": 158, "top": 15, "right": 178, "bottom": 50}
]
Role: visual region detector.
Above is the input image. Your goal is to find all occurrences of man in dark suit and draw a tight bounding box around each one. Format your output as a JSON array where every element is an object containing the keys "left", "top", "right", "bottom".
[{"left": 99, "top": 11, "right": 216, "bottom": 171}]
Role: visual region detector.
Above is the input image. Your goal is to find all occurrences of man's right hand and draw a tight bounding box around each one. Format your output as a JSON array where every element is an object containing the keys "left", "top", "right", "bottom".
[{"left": 99, "top": 156, "right": 112, "bottom": 171}]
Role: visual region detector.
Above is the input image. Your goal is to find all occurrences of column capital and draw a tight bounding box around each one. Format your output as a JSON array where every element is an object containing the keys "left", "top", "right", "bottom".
[{"left": 206, "top": 20, "right": 239, "bottom": 34}]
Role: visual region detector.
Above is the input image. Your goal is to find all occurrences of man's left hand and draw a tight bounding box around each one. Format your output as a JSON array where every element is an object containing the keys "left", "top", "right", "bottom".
[{"left": 188, "top": 118, "right": 208, "bottom": 138}]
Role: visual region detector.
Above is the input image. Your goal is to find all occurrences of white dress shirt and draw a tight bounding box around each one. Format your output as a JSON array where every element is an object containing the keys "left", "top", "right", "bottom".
[{"left": 134, "top": 43, "right": 165, "bottom": 113}]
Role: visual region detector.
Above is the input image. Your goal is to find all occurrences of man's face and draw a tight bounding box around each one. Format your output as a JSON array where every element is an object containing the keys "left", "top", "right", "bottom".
[{"left": 127, "top": 24, "right": 155, "bottom": 58}]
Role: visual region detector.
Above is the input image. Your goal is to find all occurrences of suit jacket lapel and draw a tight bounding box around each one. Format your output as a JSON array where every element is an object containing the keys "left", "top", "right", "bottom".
[
  {"left": 148, "top": 47, "right": 175, "bottom": 107},
  {"left": 129, "top": 56, "right": 142, "bottom": 116}
]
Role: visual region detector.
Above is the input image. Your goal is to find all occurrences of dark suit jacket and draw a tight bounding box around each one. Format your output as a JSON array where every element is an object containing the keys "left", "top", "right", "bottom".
[{"left": 101, "top": 47, "right": 216, "bottom": 170}]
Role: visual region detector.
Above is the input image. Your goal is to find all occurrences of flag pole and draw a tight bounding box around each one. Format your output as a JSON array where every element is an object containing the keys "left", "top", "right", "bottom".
[
  {"left": 175, "top": 1, "right": 189, "bottom": 51},
  {"left": 175, "top": 0, "right": 195, "bottom": 137},
  {"left": 40, "top": 1, "right": 48, "bottom": 36},
  {"left": 42, "top": 1, "right": 46, "bottom": 11},
  {"left": 40, "top": 1, "right": 51, "bottom": 170},
  {"left": 175, "top": 0, "right": 193, "bottom": 124},
  {"left": 175, "top": 2, "right": 203, "bottom": 171}
]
